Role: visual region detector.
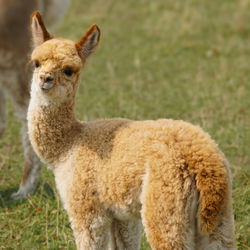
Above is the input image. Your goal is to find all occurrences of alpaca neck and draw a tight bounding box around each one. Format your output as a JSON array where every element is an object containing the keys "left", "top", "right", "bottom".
[{"left": 28, "top": 97, "right": 82, "bottom": 165}]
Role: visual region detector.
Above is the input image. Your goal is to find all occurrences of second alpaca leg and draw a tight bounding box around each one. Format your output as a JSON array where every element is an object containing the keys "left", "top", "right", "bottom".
[
  {"left": 5, "top": 70, "right": 43, "bottom": 199},
  {"left": 110, "top": 219, "right": 142, "bottom": 250},
  {"left": 11, "top": 118, "right": 42, "bottom": 199}
]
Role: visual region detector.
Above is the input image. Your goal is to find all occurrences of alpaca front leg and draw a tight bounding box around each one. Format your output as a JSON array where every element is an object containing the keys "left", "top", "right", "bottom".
[
  {"left": 110, "top": 219, "right": 142, "bottom": 250},
  {"left": 72, "top": 214, "right": 111, "bottom": 250},
  {"left": 0, "top": 89, "right": 6, "bottom": 138},
  {"left": 11, "top": 119, "right": 42, "bottom": 199}
]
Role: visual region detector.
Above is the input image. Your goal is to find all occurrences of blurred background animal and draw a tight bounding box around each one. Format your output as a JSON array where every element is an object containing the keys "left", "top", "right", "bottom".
[{"left": 0, "top": 0, "right": 71, "bottom": 199}]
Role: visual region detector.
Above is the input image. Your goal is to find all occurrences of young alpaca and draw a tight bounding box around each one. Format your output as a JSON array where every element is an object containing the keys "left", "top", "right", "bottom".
[
  {"left": 28, "top": 12, "right": 235, "bottom": 250},
  {"left": 0, "top": 0, "right": 71, "bottom": 199}
]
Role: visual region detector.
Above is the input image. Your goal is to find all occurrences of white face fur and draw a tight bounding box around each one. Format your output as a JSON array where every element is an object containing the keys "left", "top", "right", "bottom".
[{"left": 30, "top": 63, "right": 75, "bottom": 106}]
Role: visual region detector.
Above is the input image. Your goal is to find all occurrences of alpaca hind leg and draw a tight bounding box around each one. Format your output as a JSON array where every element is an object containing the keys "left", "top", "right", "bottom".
[
  {"left": 11, "top": 115, "right": 42, "bottom": 199},
  {"left": 196, "top": 161, "right": 235, "bottom": 250},
  {"left": 109, "top": 219, "right": 142, "bottom": 250},
  {"left": 0, "top": 89, "right": 6, "bottom": 138},
  {"left": 141, "top": 149, "right": 194, "bottom": 250},
  {"left": 196, "top": 210, "right": 235, "bottom": 250}
]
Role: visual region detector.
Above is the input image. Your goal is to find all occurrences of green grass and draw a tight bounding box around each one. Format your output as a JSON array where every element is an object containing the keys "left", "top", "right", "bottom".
[{"left": 0, "top": 0, "right": 249, "bottom": 248}]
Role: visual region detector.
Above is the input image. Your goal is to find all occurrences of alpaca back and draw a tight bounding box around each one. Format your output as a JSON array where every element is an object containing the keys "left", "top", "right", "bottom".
[{"left": 98, "top": 119, "right": 229, "bottom": 233}]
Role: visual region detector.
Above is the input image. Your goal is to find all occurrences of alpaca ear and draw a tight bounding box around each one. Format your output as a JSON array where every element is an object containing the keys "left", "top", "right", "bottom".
[
  {"left": 30, "top": 11, "right": 52, "bottom": 47},
  {"left": 75, "top": 24, "right": 100, "bottom": 60}
]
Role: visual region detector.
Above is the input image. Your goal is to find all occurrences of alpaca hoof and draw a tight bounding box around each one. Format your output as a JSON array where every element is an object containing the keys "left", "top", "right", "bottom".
[
  {"left": 10, "top": 191, "right": 25, "bottom": 200},
  {"left": 10, "top": 185, "right": 35, "bottom": 200},
  {"left": 10, "top": 189, "right": 27, "bottom": 200}
]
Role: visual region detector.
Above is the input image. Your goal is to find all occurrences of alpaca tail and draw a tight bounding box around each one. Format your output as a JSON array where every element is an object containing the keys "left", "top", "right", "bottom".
[
  {"left": 194, "top": 155, "right": 228, "bottom": 235},
  {"left": 177, "top": 122, "right": 229, "bottom": 234}
]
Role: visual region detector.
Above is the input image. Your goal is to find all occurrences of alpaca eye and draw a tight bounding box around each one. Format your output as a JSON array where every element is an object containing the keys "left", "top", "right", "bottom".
[
  {"left": 34, "top": 60, "right": 40, "bottom": 68},
  {"left": 63, "top": 68, "right": 74, "bottom": 77}
]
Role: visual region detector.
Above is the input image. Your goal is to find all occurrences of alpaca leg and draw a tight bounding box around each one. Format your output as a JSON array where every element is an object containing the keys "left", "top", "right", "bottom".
[
  {"left": 11, "top": 117, "right": 42, "bottom": 199},
  {"left": 109, "top": 219, "right": 142, "bottom": 250},
  {"left": 72, "top": 214, "right": 111, "bottom": 250},
  {"left": 0, "top": 89, "right": 6, "bottom": 138},
  {"left": 196, "top": 203, "right": 235, "bottom": 250},
  {"left": 196, "top": 161, "right": 235, "bottom": 250},
  {"left": 0, "top": 69, "right": 42, "bottom": 199},
  {"left": 141, "top": 149, "right": 194, "bottom": 250}
]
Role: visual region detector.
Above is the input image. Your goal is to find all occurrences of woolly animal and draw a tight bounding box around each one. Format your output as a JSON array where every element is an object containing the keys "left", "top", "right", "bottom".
[
  {"left": 0, "top": 0, "right": 71, "bottom": 199},
  {"left": 27, "top": 12, "right": 235, "bottom": 250}
]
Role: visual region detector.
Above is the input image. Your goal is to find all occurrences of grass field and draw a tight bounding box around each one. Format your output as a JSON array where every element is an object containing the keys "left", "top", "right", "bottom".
[{"left": 0, "top": 0, "right": 249, "bottom": 249}]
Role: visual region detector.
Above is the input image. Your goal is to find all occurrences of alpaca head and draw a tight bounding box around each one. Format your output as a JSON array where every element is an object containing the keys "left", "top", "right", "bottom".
[{"left": 30, "top": 11, "right": 100, "bottom": 104}]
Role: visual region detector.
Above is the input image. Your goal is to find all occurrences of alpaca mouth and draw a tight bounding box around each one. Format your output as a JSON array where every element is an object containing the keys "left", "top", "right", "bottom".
[{"left": 40, "top": 82, "right": 54, "bottom": 92}]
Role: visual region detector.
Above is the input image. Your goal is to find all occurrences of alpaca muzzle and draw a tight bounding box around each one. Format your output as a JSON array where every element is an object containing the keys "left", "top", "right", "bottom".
[
  {"left": 40, "top": 81, "right": 54, "bottom": 92},
  {"left": 39, "top": 75, "right": 54, "bottom": 92}
]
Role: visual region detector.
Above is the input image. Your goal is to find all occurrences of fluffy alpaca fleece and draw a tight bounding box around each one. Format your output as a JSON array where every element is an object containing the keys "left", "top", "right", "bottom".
[
  {"left": 0, "top": 0, "right": 71, "bottom": 199},
  {"left": 27, "top": 12, "right": 235, "bottom": 250}
]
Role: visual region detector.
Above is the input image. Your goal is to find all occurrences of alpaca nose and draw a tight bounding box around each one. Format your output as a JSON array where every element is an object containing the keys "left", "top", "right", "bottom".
[
  {"left": 39, "top": 74, "right": 54, "bottom": 92},
  {"left": 40, "top": 74, "right": 54, "bottom": 83},
  {"left": 45, "top": 76, "right": 54, "bottom": 82}
]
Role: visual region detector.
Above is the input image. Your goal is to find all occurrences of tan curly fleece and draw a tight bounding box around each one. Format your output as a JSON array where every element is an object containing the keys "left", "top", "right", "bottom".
[{"left": 27, "top": 12, "right": 235, "bottom": 250}]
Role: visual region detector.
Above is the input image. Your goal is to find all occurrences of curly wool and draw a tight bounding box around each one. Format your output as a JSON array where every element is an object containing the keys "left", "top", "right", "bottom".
[{"left": 28, "top": 15, "right": 235, "bottom": 249}]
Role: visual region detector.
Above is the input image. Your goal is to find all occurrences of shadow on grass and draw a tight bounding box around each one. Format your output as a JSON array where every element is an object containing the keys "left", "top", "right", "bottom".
[
  {"left": 0, "top": 182, "right": 55, "bottom": 209},
  {"left": 0, "top": 187, "right": 26, "bottom": 209},
  {"left": 39, "top": 182, "right": 56, "bottom": 200}
]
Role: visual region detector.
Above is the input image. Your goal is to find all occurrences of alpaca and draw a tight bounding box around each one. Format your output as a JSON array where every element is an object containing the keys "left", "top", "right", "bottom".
[
  {"left": 0, "top": 0, "right": 71, "bottom": 199},
  {"left": 27, "top": 12, "right": 235, "bottom": 250}
]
